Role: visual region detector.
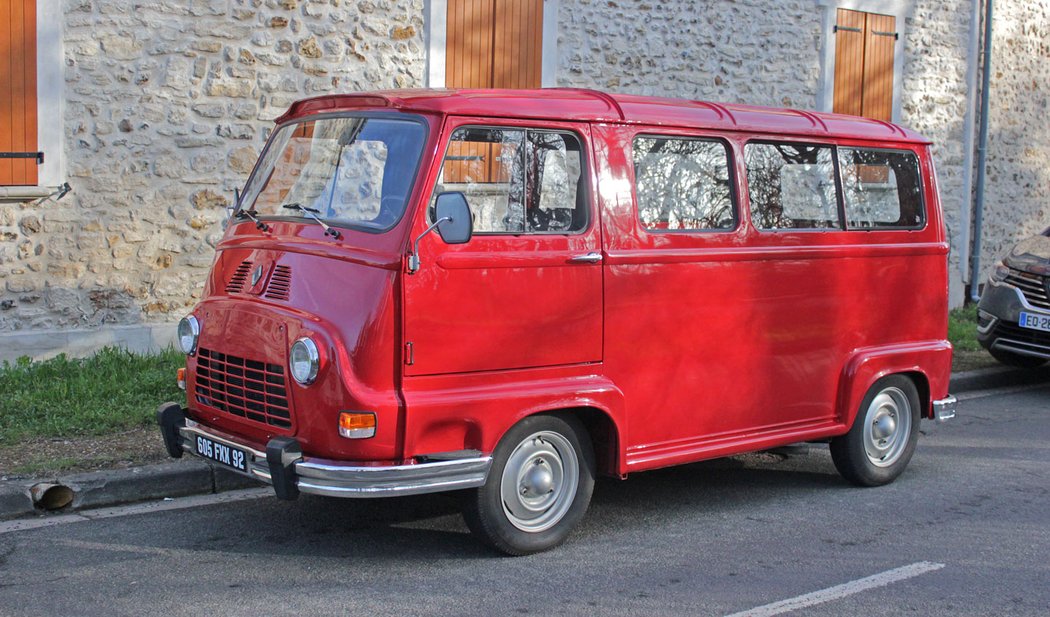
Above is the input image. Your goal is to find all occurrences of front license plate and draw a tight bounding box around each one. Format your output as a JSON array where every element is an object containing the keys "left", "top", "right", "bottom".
[
  {"left": 1018, "top": 312, "right": 1050, "bottom": 333},
  {"left": 194, "top": 435, "right": 248, "bottom": 472}
]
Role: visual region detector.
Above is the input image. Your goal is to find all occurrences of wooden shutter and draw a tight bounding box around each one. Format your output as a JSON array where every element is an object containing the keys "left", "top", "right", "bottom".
[
  {"left": 833, "top": 9, "right": 896, "bottom": 122},
  {"left": 833, "top": 9, "right": 866, "bottom": 117},
  {"left": 446, "top": 0, "right": 542, "bottom": 90},
  {"left": 862, "top": 13, "right": 896, "bottom": 122},
  {"left": 0, "top": 0, "right": 38, "bottom": 186}
]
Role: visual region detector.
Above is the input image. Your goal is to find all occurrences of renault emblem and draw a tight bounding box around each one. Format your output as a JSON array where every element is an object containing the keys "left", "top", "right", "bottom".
[{"left": 251, "top": 265, "right": 264, "bottom": 287}]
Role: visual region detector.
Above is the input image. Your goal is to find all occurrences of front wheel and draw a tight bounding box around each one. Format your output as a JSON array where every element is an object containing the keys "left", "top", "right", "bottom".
[
  {"left": 830, "top": 375, "right": 921, "bottom": 487},
  {"left": 463, "top": 414, "right": 595, "bottom": 555}
]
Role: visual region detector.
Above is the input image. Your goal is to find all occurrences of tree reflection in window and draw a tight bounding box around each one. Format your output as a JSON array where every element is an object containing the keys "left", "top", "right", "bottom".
[
  {"left": 633, "top": 137, "right": 735, "bottom": 231},
  {"left": 838, "top": 148, "right": 924, "bottom": 228},
  {"left": 746, "top": 143, "right": 841, "bottom": 230},
  {"left": 435, "top": 128, "right": 585, "bottom": 234}
]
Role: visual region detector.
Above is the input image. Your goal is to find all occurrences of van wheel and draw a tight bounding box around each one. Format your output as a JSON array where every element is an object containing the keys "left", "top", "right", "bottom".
[
  {"left": 830, "top": 375, "right": 920, "bottom": 487},
  {"left": 463, "top": 414, "right": 595, "bottom": 555},
  {"left": 989, "top": 347, "right": 1048, "bottom": 368}
]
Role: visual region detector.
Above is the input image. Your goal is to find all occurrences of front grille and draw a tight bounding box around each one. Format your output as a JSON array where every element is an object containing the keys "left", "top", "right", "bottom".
[
  {"left": 225, "top": 261, "right": 253, "bottom": 294},
  {"left": 991, "top": 321, "right": 1050, "bottom": 356},
  {"left": 264, "top": 265, "right": 292, "bottom": 301},
  {"left": 1005, "top": 268, "right": 1050, "bottom": 310},
  {"left": 194, "top": 347, "right": 292, "bottom": 429}
]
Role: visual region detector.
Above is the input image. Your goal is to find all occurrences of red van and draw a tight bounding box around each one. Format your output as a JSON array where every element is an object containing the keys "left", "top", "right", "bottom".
[{"left": 157, "top": 88, "right": 956, "bottom": 554}]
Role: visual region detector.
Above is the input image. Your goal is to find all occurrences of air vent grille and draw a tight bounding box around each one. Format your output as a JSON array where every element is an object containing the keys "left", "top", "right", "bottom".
[
  {"left": 264, "top": 265, "right": 292, "bottom": 301},
  {"left": 225, "top": 261, "right": 253, "bottom": 294}
]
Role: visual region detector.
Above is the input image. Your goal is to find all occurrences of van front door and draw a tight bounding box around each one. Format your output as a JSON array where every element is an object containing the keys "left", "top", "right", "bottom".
[{"left": 403, "top": 121, "right": 602, "bottom": 376}]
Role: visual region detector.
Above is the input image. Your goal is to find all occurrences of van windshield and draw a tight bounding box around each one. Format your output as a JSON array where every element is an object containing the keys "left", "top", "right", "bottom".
[{"left": 238, "top": 115, "right": 426, "bottom": 232}]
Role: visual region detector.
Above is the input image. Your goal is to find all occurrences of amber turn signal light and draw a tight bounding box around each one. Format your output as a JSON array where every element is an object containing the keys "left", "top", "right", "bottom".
[
  {"left": 176, "top": 367, "right": 186, "bottom": 390},
  {"left": 338, "top": 412, "right": 376, "bottom": 439}
]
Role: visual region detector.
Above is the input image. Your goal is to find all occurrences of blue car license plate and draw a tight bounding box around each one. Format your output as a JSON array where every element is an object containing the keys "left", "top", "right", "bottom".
[
  {"left": 194, "top": 435, "right": 247, "bottom": 472},
  {"left": 1018, "top": 311, "right": 1050, "bottom": 333}
]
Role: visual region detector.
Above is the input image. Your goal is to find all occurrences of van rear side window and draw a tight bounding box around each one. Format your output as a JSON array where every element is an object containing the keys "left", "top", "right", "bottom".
[
  {"left": 632, "top": 136, "right": 735, "bottom": 231},
  {"left": 745, "top": 143, "right": 840, "bottom": 230},
  {"left": 838, "top": 148, "right": 925, "bottom": 229},
  {"left": 435, "top": 127, "right": 587, "bottom": 234}
]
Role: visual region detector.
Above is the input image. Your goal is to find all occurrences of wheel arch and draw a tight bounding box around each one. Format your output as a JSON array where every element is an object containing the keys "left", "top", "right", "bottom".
[
  {"left": 539, "top": 406, "right": 622, "bottom": 478},
  {"left": 838, "top": 341, "right": 951, "bottom": 425}
]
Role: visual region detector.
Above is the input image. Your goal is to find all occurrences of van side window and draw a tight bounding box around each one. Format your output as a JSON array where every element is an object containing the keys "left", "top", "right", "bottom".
[
  {"left": 746, "top": 143, "right": 840, "bottom": 230},
  {"left": 632, "top": 136, "right": 735, "bottom": 231},
  {"left": 435, "top": 127, "right": 587, "bottom": 234},
  {"left": 838, "top": 148, "right": 925, "bottom": 229}
]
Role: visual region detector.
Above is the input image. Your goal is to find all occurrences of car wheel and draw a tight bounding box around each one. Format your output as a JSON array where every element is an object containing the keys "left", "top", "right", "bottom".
[
  {"left": 989, "top": 347, "right": 1048, "bottom": 368},
  {"left": 463, "top": 414, "right": 595, "bottom": 555},
  {"left": 830, "top": 375, "right": 921, "bottom": 487}
]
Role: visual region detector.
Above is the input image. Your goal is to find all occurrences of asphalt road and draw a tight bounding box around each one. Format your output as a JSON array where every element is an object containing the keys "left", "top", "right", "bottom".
[{"left": 1, "top": 385, "right": 1048, "bottom": 616}]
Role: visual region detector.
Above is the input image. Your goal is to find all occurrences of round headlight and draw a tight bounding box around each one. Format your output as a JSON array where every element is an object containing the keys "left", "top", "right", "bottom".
[
  {"left": 290, "top": 338, "right": 320, "bottom": 385},
  {"left": 177, "top": 316, "right": 200, "bottom": 355}
]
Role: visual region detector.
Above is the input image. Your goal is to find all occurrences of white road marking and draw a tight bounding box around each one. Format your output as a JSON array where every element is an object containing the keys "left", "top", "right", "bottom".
[
  {"left": 0, "top": 488, "right": 271, "bottom": 535},
  {"left": 724, "top": 561, "right": 945, "bottom": 617}
]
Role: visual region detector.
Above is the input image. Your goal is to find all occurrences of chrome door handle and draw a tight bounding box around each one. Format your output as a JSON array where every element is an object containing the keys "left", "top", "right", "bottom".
[{"left": 568, "top": 251, "right": 603, "bottom": 264}]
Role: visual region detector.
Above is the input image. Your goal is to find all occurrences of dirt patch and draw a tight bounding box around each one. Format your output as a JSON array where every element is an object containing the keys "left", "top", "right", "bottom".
[
  {"left": 0, "top": 427, "right": 169, "bottom": 480},
  {"left": 953, "top": 349, "right": 1000, "bottom": 373}
]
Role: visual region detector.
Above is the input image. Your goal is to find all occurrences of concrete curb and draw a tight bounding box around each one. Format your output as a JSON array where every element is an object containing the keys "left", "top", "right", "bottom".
[
  {"left": 949, "top": 365, "right": 1050, "bottom": 394},
  {"left": 0, "top": 458, "right": 258, "bottom": 521},
  {"left": 1, "top": 366, "right": 1047, "bottom": 522}
]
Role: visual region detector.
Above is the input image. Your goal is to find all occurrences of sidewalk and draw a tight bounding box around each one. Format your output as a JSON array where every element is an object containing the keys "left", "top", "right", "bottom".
[{"left": 2, "top": 365, "right": 1047, "bottom": 521}]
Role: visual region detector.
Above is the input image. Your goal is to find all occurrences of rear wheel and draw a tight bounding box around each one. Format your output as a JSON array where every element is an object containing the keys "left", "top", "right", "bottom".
[
  {"left": 831, "top": 375, "right": 921, "bottom": 487},
  {"left": 989, "top": 347, "right": 1048, "bottom": 368},
  {"left": 463, "top": 414, "right": 595, "bottom": 555}
]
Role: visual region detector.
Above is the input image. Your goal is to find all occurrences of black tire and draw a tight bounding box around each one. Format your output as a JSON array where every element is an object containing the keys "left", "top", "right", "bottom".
[
  {"left": 462, "top": 414, "right": 595, "bottom": 555},
  {"left": 830, "top": 375, "right": 921, "bottom": 487},
  {"left": 989, "top": 347, "right": 1048, "bottom": 368}
]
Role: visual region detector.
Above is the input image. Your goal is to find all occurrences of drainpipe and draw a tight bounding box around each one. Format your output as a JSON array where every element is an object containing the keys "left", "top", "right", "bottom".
[
  {"left": 969, "top": 0, "right": 994, "bottom": 303},
  {"left": 956, "top": 0, "right": 983, "bottom": 293}
]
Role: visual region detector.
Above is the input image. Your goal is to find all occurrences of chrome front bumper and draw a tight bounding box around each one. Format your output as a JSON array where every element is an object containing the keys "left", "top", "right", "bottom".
[
  {"left": 933, "top": 395, "right": 957, "bottom": 423},
  {"left": 159, "top": 405, "right": 491, "bottom": 499}
]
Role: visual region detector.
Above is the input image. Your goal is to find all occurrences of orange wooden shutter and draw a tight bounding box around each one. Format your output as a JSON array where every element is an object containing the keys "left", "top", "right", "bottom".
[
  {"left": 862, "top": 13, "right": 896, "bottom": 122},
  {"left": 833, "top": 9, "right": 866, "bottom": 117},
  {"left": 833, "top": 9, "right": 895, "bottom": 122},
  {"left": 0, "top": 0, "right": 38, "bottom": 186}
]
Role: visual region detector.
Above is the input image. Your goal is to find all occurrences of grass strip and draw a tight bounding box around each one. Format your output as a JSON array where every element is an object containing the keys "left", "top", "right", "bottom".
[{"left": 0, "top": 347, "right": 185, "bottom": 444}]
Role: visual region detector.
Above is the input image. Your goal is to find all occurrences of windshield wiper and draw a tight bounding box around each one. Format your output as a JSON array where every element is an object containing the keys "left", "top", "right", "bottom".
[
  {"left": 282, "top": 203, "right": 342, "bottom": 239},
  {"left": 235, "top": 208, "right": 270, "bottom": 232}
]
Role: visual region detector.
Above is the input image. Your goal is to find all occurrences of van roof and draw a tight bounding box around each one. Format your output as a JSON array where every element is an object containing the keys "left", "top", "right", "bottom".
[{"left": 277, "top": 88, "right": 931, "bottom": 145}]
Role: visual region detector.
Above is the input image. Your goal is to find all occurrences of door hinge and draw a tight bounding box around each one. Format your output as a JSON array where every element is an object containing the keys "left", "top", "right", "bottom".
[{"left": 404, "top": 341, "right": 414, "bottom": 366}]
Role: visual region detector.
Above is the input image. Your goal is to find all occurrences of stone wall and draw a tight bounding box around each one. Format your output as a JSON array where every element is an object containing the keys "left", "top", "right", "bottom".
[
  {"left": 899, "top": 0, "right": 972, "bottom": 302},
  {"left": 0, "top": 0, "right": 425, "bottom": 343},
  {"left": 978, "top": 1, "right": 1050, "bottom": 272},
  {"left": 556, "top": 0, "right": 824, "bottom": 109}
]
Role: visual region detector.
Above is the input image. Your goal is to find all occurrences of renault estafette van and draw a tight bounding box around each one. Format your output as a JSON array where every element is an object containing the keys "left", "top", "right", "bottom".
[{"left": 158, "top": 88, "right": 957, "bottom": 555}]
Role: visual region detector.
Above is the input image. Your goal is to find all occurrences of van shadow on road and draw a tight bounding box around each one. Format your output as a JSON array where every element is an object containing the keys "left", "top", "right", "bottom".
[{"left": 158, "top": 445, "right": 846, "bottom": 561}]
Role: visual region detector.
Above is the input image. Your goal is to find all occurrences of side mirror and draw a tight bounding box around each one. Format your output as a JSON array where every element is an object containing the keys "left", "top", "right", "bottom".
[
  {"left": 408, "top": 192, "right": 473, "bottom": 273},
  {"left": 434, "top": 192, "right": 472, "bottom": 245}
]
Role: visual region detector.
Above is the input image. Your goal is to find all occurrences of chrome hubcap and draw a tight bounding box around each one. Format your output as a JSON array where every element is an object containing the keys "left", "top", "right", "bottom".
[
  {"left": 500, "top": 431, "right": 579, "bottom": 532},
  {"left": 862, "top": 387, "right": 912, "bottom": 467}
]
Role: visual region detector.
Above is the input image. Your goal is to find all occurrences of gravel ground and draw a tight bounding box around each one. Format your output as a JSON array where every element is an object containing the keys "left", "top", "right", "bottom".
[{"left": 0, "top": 427, "right": 168, "bottom": 479}]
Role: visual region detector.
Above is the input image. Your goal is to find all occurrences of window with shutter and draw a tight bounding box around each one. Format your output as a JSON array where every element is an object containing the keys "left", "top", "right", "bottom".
[
  {"left": 0, "top": 0, "right": 38, "bottom": 186},
  {"left": 833, "top": 8, "right": 897, "bottom": 122},
  {"left": 444, "top": 0, "right": 543, "bottom": 183}
]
